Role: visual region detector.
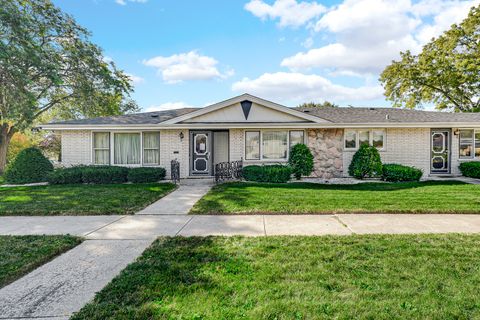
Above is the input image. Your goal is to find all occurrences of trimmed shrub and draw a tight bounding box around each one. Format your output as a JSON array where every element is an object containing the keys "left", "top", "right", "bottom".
[
  {"left": 127, "top": 167, "right": 166, "bottom": 183},
  {"left": 459, "top": 161, "right": 480, "bottom": 178},
  {"left": 81, "top": 166, "right": 129, "bottom": 184},
  {"left": 4, "top": 147, "right": 53, "bottom": 184},
  {"left": 288, "top": 143, "right": 314, "bottom": 180},
  {"left": 242, "top": 165, "right": 292, "bottom": 183},
  {"left": 348, "top": 144, "right": 383, "bottom": 179},
  {"left": 382, "top": 164, "right": 423, "bottom": 182},
  {"left": 47, "top": 166, "right": 84, "bottom": 184}
]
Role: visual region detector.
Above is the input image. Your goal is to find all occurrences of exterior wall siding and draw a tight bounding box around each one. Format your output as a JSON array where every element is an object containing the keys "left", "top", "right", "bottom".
[
  {"left": 159, "top": 129, "right": 189, "bottom": 178},
  {"left": 343, "top": 128, "right": 431, "bottom": 177},
  {"left": 61, "top": 130, "right": 92, "bottom": 166},
  {"left": 308, "top": 129, "right": 344, "bottom": 178}
]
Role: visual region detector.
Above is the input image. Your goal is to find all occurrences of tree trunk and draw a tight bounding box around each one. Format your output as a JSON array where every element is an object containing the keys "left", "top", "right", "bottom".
[{"left": 0, "top": 124, "right": 14, "bottom": 174}]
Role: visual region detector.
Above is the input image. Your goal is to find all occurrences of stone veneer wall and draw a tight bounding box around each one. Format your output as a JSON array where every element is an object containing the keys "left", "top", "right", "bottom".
[{"left": 307, "top": 129, "right": 344, "bottom": 179}]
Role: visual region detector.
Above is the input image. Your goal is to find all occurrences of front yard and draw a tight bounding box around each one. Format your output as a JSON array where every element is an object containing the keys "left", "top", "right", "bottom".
[
  {"left": 191, "top": 180, "right": 480, "bottom": 214},
  {"left": 72, "top": 235, "right": 480, "bottom": 319},
  {"left": 0, "top": 183, "right": 176, "bottom": 215},
  {"left": 0, "top": 235, "right": 82, "bottom": 288}
]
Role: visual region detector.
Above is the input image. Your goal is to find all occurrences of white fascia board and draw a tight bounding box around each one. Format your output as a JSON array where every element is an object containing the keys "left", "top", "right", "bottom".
[{"left": 40, "top": 122, "right": 480, "bottom": 131}]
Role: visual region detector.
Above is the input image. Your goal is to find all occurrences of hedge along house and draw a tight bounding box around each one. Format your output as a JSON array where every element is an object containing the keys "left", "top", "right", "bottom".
[{"left": 40, "top": 93, "right": 480, "bottom": 179}]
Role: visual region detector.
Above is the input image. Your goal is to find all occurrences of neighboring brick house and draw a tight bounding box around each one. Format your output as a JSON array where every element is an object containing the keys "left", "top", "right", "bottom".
[{"left": 41, "top": 93, "right": 480, "bottom": 179}]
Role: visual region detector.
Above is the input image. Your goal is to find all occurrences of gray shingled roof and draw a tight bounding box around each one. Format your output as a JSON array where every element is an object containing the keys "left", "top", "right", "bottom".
[
  {"left": 47, "top": 105, "right": 480, "bottom": 126},
  {"left": 49, "top": 108, "right": 198, "bottom": 125},
  {"left": 295, "top": 106, "right": 480, "bottom": 123}
]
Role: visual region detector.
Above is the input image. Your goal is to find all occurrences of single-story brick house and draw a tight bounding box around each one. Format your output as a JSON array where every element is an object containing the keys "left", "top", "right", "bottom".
[{"left": 41, "top": 93, "right": 480, "bottom": 179}]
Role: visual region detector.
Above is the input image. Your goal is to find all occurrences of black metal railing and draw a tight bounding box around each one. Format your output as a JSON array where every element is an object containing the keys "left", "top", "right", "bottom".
[
  {"left": 171, "top": 159, "right": 180, "bottom": 184},
  {"left": 214, "top": 159, "right": 243, "bottom": 183}
]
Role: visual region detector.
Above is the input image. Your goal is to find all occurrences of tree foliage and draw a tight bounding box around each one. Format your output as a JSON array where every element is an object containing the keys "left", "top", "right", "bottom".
[
  {"left": 0, "top": 0, "right": 138, "bottom": 172},
  {"left": 380, "top": 5, "right": 480, "bottom": 111},
  {"left": 297, "top": 101, "right": 339, "bottom": 108}
]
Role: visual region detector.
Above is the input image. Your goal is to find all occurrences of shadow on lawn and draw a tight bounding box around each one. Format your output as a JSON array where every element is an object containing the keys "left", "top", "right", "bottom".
[{"left": 230, "top": 180, "right": 467, "bottom": 192}]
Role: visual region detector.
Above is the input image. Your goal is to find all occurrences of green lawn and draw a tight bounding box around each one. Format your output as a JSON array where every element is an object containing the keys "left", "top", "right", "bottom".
[
  {"left": 72, "top": 235, "right": 480, "bottom": 319},
  {"left": 0, "top": 235, "right": 82, "bottom": 288},
  {"left": 191, "top": 181, "right": 480, "bottom": 214},
  {"left": 0, "top": 183, "right": 176, "bottom": 215}
]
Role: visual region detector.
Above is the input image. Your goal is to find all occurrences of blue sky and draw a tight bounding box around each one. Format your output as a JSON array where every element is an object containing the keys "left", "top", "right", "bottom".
[{"left": 53, "top": 0, "right": 478, "bottom": 111}]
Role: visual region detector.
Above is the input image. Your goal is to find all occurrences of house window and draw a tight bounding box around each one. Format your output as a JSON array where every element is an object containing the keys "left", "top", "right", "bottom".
[
  {"left": 245, "top": 131, "right": 260, "bottom": 160},
  {"left": 93, "top": 132, "right": 110, "bottom": 165},
  {"left": 372, "top": 130, "right": 385, "bottom": 149},
  {"left": 263, "top": 131, "right": 288, "bottom": 159},
  {"left": 344, "top": 131, "right": 357, "bottom": 149},
  {"left": 114, "top": 133, "right": 141, "bottom": 165},
  {"left": 359, "top": 130, "right": 370, "bottom": 146},
  {"left": 459, "top": 130, "right": 474, "bottom": 158},
  {"left": 344, "top": 129, "right": 385, "bottom": 150},
  {"left": 143, "top": 132, "right": 160, "bottom": 165},
  {"left": 289, "top": 131, "right": 305, "bottom": 148}
]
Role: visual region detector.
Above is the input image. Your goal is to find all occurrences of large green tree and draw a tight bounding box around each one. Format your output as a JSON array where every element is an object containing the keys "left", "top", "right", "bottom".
[
  {"left": 380, "top": 5, "right": 480, "bottom": 112},
  {"left": 0, "top": 0, "right": 138, "bottom": 173}
]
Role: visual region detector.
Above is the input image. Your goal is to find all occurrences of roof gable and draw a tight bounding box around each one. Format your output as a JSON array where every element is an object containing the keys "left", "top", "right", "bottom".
[{"left": 164, "top": 94, "right": 329, "bottom": 124}]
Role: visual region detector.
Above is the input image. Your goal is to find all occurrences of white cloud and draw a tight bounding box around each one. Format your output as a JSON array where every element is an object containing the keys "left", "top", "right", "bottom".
[
  {"left": 414, "top": 0, "right": 480, "bottom": 43},
  {"left": 145, "top": 102, "right": 198, "bottom": 112},
  {"left": 115, "top": 0, "right": 147, "bottom": 5},
  {"left": 232, "top": 72, "right": 383, "bottom": 102},
  {"left": 244, "top": 0, "right": 326, "bottom": 27},
  {"left": 301, "top": 37, "right": 314, "bottom": 48},
  {"left": 280, "top": 0, "right": 478, "bottom": 75},
  {"left": 143, "top": 51, "right": 233, "bottom": 83},
  {"left": 126, "top": 73, "right": 144, "bottom": 84}
]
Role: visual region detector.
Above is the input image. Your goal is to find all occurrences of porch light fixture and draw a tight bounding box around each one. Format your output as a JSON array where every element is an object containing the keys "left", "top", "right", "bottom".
[
  {"left": 179, "top": 132, "right": 184, "bottom": 140},
  {"left": 454, "top": 129, "right": 459, "bottom": 135}
]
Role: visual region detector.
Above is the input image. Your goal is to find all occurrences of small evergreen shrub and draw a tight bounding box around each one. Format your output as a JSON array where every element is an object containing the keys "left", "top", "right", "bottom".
[
  {"left": 47, "top": 166, "right": 84, "bottom": 184},
  {"left": 4, "top": 147, "right": 53, "bottom": 184},
  {"left": 242, "top": 165, "right": 292, "bottom": 183},
  {"left": 81, "top": 166, "right": 129, "bottom": 184},
  {"left": 288, "top": 143, "right": 314, "bottom": 180},
  {"left": 382, "top": 164, "right": 423, "bottom": 182},
  {"left": 459, "top": 161, "right": 480, "bottom": 178},
  {"left": 127, "top": 167, "right": 166, "bottom": 183},
  {"left": 348, "top": 144, "right": 383, "bottom": 179}
]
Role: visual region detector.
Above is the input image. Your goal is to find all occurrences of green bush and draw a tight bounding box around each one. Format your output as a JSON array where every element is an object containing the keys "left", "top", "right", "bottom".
[
  {"left": 242, "top": 165, "right": 292, "bottom": 183},
  {"left": 382, "top": 164, "right": 423, "bottom": 182},
  {"left": 127, "top": 167, "right": 166, "bottom": 183},
  {"left": 459, "top": 161, "right": 480, "bottom": 178},
  {"left": 4, "top": 147, "right": 53, "bottom": 184},
  {"left": 47, "top": 166, "right": 84, "bottom": 184},
  {"left": 81, "top": 166, "right": 129, "bottom": 184},
  {"left": 288, "top": 143, "right": 314, "bottom": 180},
  {"left": 348, "top": 144, "right": 383, "bottom": 179}
]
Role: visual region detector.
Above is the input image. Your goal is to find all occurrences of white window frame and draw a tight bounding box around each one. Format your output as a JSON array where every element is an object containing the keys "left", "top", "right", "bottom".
[
  {"left": 458, "top": 129, "right": 480, "bottom": 160},
  {"left": 142, "top": 131, "right": 161, "bottom": 166},
  {"left": 245, "top": 131, "right": 261, "bottom": 160},
  {"left": 244, "top": 129, "right": 306, "bottom": 162},
  {"left": 343, "top": 129, "right": 386, "bottom": 151},
  {"left": 91, "top": 131, "right": 162, "bottom": 167},
  {"left": 289, "top": 130, "right": 305, "bottom": 148},
  {"left": 92, "top": 132, "right": 111, "bottom": 165}
]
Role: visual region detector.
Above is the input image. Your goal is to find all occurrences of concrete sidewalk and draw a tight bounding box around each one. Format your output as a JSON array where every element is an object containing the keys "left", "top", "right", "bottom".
[
  {"left": 136, "top": 182, "right": 213, "bottom": 215},
  {"left": 3, "top": 214, "right": 480, "bottom": 238}
]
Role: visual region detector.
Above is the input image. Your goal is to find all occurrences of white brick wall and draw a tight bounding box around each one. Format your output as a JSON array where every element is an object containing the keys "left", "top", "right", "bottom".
[
  {"left": 159, "top": 129, "right": 189, "bottom": 178},
  {"left": 343, "top": 128, "right": 431, "bottom": 176},
  {"left": 61, "top": 130, "right": 91, "bottom": 166},
  {"left": 229, "top": 129, "right": 244, "bottom": 161}
]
